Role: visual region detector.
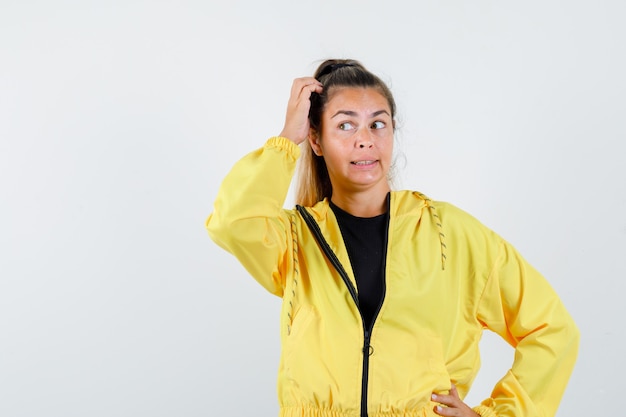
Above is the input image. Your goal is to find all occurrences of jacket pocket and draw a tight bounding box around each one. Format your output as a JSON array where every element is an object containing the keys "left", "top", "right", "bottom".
[
  {"left": 283, "top": 304, "right": 318, "bottom": 388},
  {"left": 287, "top": 304, "right": 315, "bottom": 340}
]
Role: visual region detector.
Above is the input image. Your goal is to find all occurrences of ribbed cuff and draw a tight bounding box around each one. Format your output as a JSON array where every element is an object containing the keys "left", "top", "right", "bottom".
[
  {"left": 472, "top": 405, "right": 497, "bottom": 417},
  {"left": 266, "top": 137, "right": 301, "bottom": 161}
]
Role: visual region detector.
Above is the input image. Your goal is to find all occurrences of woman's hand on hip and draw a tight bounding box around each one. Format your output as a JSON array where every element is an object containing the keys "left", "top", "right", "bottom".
[
  {"left": 279, "top": 77, "right": 323, "bottom": 145},
  {"left": 432, "top": 384, "right": 480, "bottom": 417}
]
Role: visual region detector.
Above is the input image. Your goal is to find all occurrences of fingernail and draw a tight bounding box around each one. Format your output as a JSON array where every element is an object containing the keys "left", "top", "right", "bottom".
[
  {"left": 436, "top": 406, "right": 443, "bottom": 412},
  {"left": 431, "top": 394, "right": 437, "bottom": 400}
]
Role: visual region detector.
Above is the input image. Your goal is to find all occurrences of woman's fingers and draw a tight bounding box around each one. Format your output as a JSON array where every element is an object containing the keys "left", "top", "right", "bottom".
[
  {"left": 291, "top": 77, "right": 323, "bottom": 101},
  {"left": 432, "top": 384, "right": 479, "bottom": 417},
  {"left": 432, "top": 384, "right": 460, "bottom": 407},
  {"left": 280, "top": 77, "right": 323, "bottom": 144}
]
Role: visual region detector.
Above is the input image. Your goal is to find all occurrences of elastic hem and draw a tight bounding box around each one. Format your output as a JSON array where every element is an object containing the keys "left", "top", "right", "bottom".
[
  {"left": 280, "top": 407, "right": 353, "bottom": 417},
  {"left": 472, "top": 405, "right": 497, "bottom": 417},
  {"left": 266, "top": 136, "right": 301, "bottom": 161},
  {"left": 280, "top": 406, "right": 434, "bottom": 417}
]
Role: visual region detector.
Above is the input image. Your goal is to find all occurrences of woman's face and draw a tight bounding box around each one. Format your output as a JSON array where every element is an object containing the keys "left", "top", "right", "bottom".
[{"left": 309, "top": 87, "right": 394, "bottom": 198}]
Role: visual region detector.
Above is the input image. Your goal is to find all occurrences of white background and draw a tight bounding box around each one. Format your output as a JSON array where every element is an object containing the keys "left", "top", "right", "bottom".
[{"left": 1, "top": 1, "right": 624, "bottom": 416}]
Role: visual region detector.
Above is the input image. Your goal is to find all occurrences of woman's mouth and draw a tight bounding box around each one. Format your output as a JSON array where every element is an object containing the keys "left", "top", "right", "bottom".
[{"left": 351, "top": 160, "right": 377, "bottom": 166}]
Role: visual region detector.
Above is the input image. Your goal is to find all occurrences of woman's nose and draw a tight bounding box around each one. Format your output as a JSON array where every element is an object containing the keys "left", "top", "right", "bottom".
[{"left": 356, "top": 129, "right": 373, "bottom": 148}]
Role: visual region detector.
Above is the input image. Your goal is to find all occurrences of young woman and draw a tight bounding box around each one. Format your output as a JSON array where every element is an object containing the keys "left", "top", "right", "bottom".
[{"left": 206, "top": 59, "right": 579, "bottom": 417}]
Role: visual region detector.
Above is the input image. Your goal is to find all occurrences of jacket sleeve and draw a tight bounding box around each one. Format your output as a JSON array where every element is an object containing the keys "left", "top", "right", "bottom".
[
  {"left": 473, "top": 239, "right": 580, "bottom": 417},
  {"left": 205, "top": 137, "right": 300, "bottom": 297}
]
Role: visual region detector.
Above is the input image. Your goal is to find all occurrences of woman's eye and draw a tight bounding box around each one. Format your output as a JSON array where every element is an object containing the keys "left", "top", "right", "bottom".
[
  {"left": 371, "top": 121, "right": 386, "bottom": 129},
  {"left": 339, "top": 122, "right": 354, "bottom": 131}
]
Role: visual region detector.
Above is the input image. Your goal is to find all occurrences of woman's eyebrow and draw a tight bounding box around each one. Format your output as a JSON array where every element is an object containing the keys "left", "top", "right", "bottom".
[{"left": 331, "top": 109, "right": 390, "bottom": 118}]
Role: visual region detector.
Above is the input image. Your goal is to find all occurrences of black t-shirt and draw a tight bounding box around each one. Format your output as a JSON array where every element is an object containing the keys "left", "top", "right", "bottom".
[{"left": 330, "top": 201, "right": 388, "bottom": 330}]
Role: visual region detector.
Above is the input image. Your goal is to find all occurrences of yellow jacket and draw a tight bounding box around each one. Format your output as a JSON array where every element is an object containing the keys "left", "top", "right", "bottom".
[{"left": 206, "top": 137, "right": 579, "bottom": 417}]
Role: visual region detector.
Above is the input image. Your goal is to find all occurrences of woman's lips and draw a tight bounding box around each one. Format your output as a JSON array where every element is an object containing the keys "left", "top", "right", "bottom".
[{"left": 351, "top": 160, "right": 377, "bottom": 166}]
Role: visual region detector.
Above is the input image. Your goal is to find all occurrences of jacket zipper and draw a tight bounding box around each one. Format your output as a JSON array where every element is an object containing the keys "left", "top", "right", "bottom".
[
  {"left": 296, "top": 205, "right": 359, "bottom": 305},
  {"left": 297, "top": 205, "right": 390, "bottom": 417},
  {"left": 361, "top": 328, "right": 372, "bottom": 417},
  {"left": 360, "top": 211, "right": 389, "bottom": 417}
]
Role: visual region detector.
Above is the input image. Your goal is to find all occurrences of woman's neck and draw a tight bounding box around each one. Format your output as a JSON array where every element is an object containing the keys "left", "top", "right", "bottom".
[{"left": 330, "top": 189, "right": 390, "bottom": 218}]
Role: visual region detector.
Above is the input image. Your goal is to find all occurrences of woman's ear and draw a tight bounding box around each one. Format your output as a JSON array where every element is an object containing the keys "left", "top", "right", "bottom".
[{"left": 308, "top": 129, "right": 322, "bottom": 156}]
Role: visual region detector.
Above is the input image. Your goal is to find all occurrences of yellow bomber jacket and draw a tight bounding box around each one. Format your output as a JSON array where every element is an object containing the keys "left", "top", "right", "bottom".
[{"left": 206, "top": 137, "right": 579, "bottom": 417}]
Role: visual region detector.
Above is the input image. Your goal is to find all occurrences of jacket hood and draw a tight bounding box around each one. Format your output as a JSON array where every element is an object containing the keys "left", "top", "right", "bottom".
[{"left": 299, "top": 190, "right": 447, "bottom": 270}]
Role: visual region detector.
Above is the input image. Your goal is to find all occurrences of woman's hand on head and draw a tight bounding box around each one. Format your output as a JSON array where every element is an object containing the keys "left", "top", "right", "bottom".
[
  {"left": 279, "top": 77, "right": 323, "bottom": 145},
  {"left": 432, "top": 384, "right": 480, "bottom": 417}
]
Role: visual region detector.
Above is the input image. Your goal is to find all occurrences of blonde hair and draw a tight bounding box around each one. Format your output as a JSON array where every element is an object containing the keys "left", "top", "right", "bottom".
[{"left": 296, "top": 141, "right": 330, "bottom": 207}]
